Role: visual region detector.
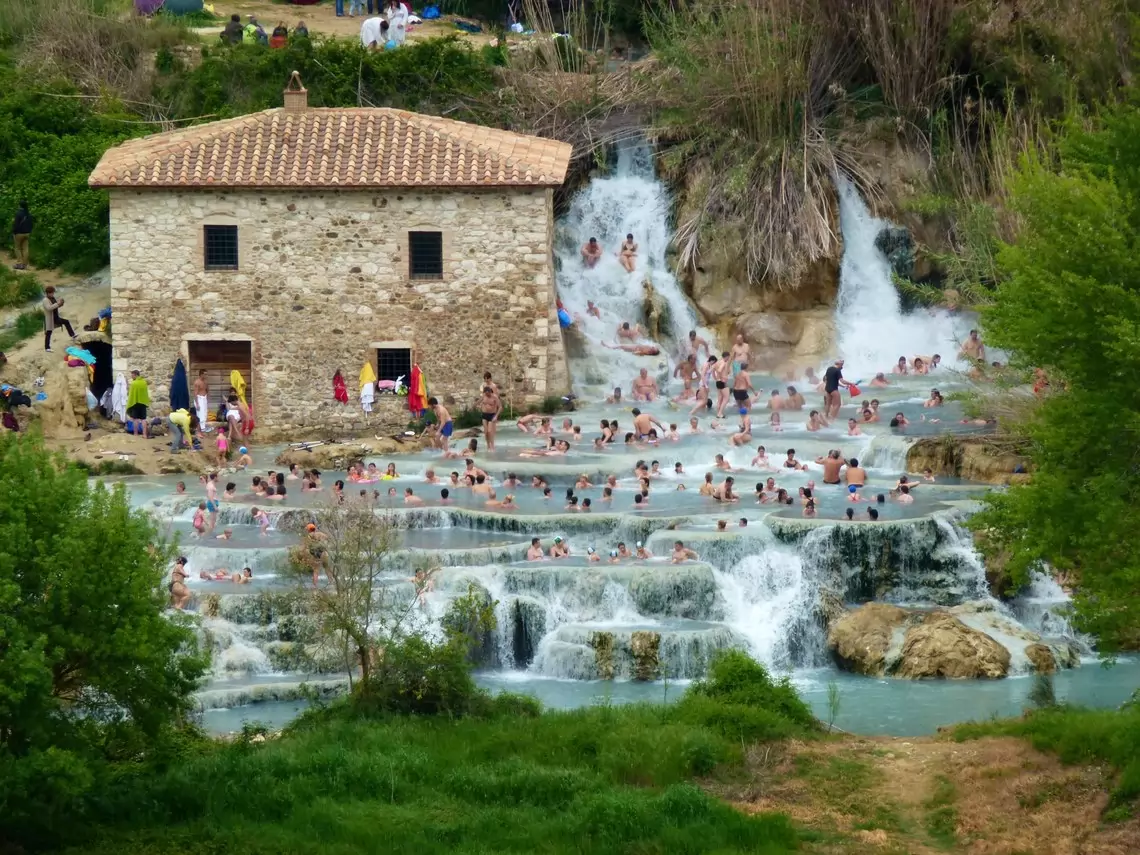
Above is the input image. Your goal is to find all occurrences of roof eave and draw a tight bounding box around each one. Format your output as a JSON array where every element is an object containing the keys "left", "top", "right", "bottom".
[{"left": 88, "top": 180, "right": 567, "bottom": 190}]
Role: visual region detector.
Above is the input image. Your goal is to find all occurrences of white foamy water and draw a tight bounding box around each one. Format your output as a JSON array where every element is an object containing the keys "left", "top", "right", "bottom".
[
  {"left": 713, "top": 530, "right": 829, "bottom": 669},
  {"left": 554, "top": 144, "right": 709, "bottom": 395},
  {"left": 834, "top": 176, "right": 975, "bottom": 380}
]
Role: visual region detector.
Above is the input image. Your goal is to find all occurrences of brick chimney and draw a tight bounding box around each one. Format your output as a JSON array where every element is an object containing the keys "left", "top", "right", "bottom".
[{"left": 283, "top": 71, "right": 308, "bottom": 113}]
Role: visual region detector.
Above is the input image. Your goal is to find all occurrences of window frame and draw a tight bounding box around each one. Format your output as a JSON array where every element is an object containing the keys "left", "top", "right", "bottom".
[
  {"left": 374, "top": 347, "right": 412, "bottom": 386},
  {"left": 203, "top": 224, "right": 239, "bottom": 271},
  {"left": 408, "top": 230, "right": 444, "bottom": 281}
]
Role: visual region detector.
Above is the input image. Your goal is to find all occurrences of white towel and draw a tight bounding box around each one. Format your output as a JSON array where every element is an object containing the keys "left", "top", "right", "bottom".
[
  {"left": 361, "top": 381, "right": 375, "bottom": 414},
  {"left": 111, "top": 374, "right": 128, "bottom": 423},
  {"left": 195, "top": 394, "right": 209, "bottom": 426}
]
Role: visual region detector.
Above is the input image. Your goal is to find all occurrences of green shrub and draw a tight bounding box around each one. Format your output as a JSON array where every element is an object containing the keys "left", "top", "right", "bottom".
[
  {"left": 0, "top": 432, "right": 208, "bottom": 850},
  {"left": 0, "top": 64, "right": 136, "bottom": 272},
  {"left": 674, "top": 650, "right": 820, "bottom": 738},
  {"left": 157, "top": 36, "right": 500, "bottom": 121},
  {"left": 0, "top": 266, "right": 41, "bottom": 308},
  {"left": 0, "top": 310, "right": 43, "bottom": 352}
]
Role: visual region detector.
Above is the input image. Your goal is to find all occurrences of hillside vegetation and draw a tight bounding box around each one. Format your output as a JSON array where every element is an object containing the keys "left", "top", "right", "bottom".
[{"left": 0, "top": 0, "right": 1133, "bottom": 295}]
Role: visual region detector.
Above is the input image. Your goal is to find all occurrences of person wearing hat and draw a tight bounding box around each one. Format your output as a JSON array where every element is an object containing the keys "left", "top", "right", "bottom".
[
  {"left": 549, "top": 536, "right": 570, "bottom": 558},
  {"left": 635, "top": 542, "right": 652, "bottom": 559},
  {"left": 236, "top": 446, "right": 253, "bottom": 469},
  {"left": 586, "top": 546, "right": 600, "bottom": 563}
]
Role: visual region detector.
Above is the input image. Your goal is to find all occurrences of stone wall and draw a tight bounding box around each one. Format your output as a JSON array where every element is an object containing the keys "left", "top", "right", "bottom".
[{"left": 108, "top": 187, "right": 569, "bottom": 437}]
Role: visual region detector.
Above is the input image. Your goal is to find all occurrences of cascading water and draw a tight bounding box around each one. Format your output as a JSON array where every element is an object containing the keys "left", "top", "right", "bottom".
[
  {"left": 834, "top": 176, "right": 975, "bottom": 380},
  {"left": 712, "top": 528, "right": 832, "bottom": 669},
  {"left": 554, "top": 143, "right": 708, "bottom": 395}
]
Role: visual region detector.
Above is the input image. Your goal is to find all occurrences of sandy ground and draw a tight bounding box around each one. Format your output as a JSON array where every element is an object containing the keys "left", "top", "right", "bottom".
[
  {"left": 722, "top": 734, "right": 1140, "bottom": 854},
  {"left": 196, "top": 1, "right": 499, "bottom": 44}
]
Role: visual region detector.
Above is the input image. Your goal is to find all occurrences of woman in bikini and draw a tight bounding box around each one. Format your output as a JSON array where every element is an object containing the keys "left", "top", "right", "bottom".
[
  {"left": 619, "top": 233, "right": 638, "bottom": 273},
  {"left": 169, "top": 557, "right": 191, "bottom": 610}
]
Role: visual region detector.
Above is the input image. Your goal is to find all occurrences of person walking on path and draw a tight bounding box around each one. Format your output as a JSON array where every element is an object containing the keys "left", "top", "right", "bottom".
[
  {"left": 41, "top": 286, "right": 76, "bottom": 351},
  {"left": 11, "top": 201, "right": 32, "bottom": 270}
]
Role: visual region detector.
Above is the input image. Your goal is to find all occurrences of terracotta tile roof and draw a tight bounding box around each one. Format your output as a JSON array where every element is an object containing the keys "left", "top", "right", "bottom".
[{"left": 88, "top": 108, "right": 572, "bottom": 189}]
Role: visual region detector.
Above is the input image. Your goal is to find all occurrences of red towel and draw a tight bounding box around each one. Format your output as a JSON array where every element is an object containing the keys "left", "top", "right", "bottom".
[{"left": 333, "top": 372, "right": 349, "bottom": 404}]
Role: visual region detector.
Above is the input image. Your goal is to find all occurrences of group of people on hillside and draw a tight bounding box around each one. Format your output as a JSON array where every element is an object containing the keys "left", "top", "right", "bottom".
[
  {"left": 359, "top": 1, "right": 411, "bottom": 48},
  {"left": 219, "top": 15, "right": 309, "bottom": 46}
]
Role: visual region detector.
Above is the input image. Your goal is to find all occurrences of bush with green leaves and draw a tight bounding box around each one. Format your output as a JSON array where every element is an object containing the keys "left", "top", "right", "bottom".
[
  {"left": 970, "top": 106, "right": 1140, "bottom": 652},
  {"left": 0, "top": 431, "right": 208, "bottom": 850},
  {"left": 674, "top": 650, "right": 820, "bottom": 741},
  {"left": 156, "top": 36, "right": 503, "bottom": 121},
  {"left": 0, "top": 63, "right": 136, "bottom": 272}
]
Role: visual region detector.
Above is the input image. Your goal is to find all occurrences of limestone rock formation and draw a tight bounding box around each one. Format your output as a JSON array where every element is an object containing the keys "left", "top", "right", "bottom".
[
  {"left": 828, "top": 602, "right": 1075, "bottom": 679},
  {"left": 893, "top": 612, "right": 1010, "bottom": 679},
  {"left": 33, "top": 362, "right": 91, "bottom": 440},
  {"left": 827, "top": 603, "right": 909, "bottom": 676},
  {"left": 1025, "top": 643, "right": 1058, "bottom": 675},
  {"left": 907, "top": 436, "right": 1030, "bottom": 486},
  {"left": 275, "top": 438, "right": 414, "bottom": 470}
]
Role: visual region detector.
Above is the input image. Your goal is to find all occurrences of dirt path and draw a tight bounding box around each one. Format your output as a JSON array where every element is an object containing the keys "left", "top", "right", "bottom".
[{"left": 721, "top": 734, "right": 1140, "bottom": 854}]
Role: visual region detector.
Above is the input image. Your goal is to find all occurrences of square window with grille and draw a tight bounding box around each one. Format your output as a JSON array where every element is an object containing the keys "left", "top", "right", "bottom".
[
  {"left": 203, "top": 225, "right": 239, "bottom": 270},
  {"left": 408, "top": 231, "right": 443, "bottom": 280},
  {"left": 375, "top": 348, "right": 412, "bottom": 385}
]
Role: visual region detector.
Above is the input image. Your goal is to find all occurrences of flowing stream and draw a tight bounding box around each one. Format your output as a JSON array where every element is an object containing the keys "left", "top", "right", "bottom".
[{"left": 118, "top": 150, "right": 1134, "bottom": 737}]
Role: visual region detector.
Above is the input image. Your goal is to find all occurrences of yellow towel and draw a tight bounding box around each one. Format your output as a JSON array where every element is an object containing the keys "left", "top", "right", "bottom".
[
  {"left": 230, "top": 369, "right": 247, "bottom": 405},
  {"left": 359, "top": 361, "right": 377, "bottom": 390}
]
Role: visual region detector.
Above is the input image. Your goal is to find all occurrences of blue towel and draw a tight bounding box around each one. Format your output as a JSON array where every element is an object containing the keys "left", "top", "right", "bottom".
[{"left": 170, "top": 358, "right": 191, "bottom": 411}]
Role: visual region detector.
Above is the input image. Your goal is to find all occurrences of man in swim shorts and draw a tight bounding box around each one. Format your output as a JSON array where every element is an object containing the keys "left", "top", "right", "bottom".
[
  {"left": 713, "top": 353, "right": 732, "bottom": 418},
  {"left": 731, "top": 363, "right": 754, "bottom": 410},
  {"left": 631, "top": 368, "right": 658, "bottom": 402},
  {"left": 478, "top": 385, "right": 502, "bottom": 451},
  {"left": 631, "top": 408, "right": 664, "bottom": 440},
  {"left": 429, "top": 397, "right": 453, "bottom": 452}
]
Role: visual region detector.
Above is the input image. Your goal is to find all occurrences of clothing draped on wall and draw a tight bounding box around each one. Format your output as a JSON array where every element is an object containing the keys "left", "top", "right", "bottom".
[
  {"left": 360, "top": 362, "right": 377, "bottom": 414},
  {"left": 111, "top": 374, "right": 128, "bottom": 422},
  {"left": 407, "top": 364, "right": 426, "bottom": 417}
]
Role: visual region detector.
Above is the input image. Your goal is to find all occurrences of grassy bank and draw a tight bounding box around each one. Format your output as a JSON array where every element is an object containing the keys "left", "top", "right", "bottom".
[
  {"left": 954, "top": 701, "right": 1140, "bottom": 820},
  {"left": 51, "top": 652, "right": 817, "bottom": 854}
]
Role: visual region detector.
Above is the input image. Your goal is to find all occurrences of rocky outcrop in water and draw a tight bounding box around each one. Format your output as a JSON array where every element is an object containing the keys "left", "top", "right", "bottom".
[
  {"left": 907, "top": 436, "right": 1030, "bottom": 486},
  {"left": 828, "top": 602, "right": 1078, "bottom": 680},
  {"left": 275, "top": 439, "right": 417, "bottom": 471}
]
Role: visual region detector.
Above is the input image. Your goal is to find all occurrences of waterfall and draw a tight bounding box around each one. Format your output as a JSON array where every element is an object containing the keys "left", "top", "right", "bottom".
[
  {"left": 1011, "top": 571, "right": 1088, "bottom": 649},
  {"left": 834, "top": 176, "right": 974, "bottom": 380},
  {"left": 712, "top": 528, "right": 831, "bottom": 669},
  {"left": 554, "top": 143, "right": 708, "bottom": 394}
]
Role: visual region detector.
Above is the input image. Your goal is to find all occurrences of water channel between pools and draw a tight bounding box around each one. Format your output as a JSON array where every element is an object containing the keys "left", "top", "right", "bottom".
[{"left": 112, "top": 144, "right": 1135, "bottom": 736}]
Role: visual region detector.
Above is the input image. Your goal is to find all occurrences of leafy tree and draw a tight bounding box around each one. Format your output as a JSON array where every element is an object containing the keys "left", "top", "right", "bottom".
[
  {"left": 971, "top": 106, "right": 1140, "bottom": 652},
  {"left": 0, "top": 431, "right": 207, "bottom": 847},
  {"left": 291, "top": 500, "right": 497, "bottom": 714}
]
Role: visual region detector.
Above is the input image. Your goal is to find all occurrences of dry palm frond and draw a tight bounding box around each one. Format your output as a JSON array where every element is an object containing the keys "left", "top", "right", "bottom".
[{"left": 642, "top": 0, "right": 872, "bottom": 288}]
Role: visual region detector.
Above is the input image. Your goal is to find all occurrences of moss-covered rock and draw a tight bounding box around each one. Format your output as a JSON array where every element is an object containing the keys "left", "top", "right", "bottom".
[
  {"left": 630, "top": 630, "right": 661, "bottom": 681},
  {"left": 589, "top": 630, "right": 616, "bottom": 680},
  {"left": 509, "top": 597, "right": 547, "bottom": 668}
]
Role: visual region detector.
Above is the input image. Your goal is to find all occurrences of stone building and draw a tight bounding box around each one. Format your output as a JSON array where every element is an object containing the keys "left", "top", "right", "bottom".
[{"left": 89, "top": 74, "right": 572, "bottom": 437}]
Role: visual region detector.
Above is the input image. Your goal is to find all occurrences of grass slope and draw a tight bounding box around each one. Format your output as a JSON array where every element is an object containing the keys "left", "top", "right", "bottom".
[
  {"left": 67, "top": 652, "right": 816, "bottom": 855},
  {"left": 74, "top": 707, "right": 800, "bottom": 855},
  {"left": 954, "top": 702, "right": 1140, "bottom": 820}
]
